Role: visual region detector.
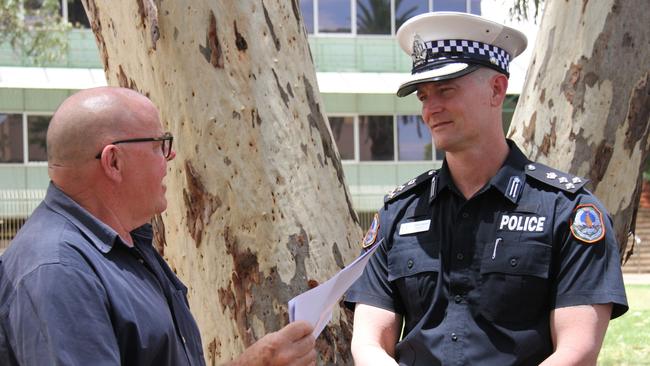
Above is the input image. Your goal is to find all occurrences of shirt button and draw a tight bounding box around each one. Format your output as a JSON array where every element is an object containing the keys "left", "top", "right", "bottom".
[
  {"left": 451, "top": 333, "right": 458, "bottom": 341},
  {"left": 510, "top": 258, "right": 518, "bottom": 267},
  {"left": 456, "top": 253, "right": 464, "bottom": 261},
  {"left": 407, "top": 259, "right": 414, "bottom": 269},
  {"left": 454, "top": 295, "right": 462, "bottom": 303},
  {"left": 138, "top": 258, "right": 144, "bottom": 264},
  {"left": 461, "top": 212, "right": 469, "bottom": 218}
]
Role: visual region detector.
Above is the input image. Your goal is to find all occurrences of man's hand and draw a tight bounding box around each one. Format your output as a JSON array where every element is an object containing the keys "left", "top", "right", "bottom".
[{"left": 229, "top": 321, "right": 316, "bottom": 366}]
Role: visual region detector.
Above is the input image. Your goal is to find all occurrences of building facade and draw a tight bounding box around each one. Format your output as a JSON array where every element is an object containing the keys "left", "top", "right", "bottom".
[{"left": 0, "top": 0, "right": 537, "bottom": 239}]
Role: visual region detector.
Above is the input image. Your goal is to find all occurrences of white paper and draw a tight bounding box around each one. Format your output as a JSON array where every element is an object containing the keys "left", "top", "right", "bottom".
[{"left": 288, "top": 239, "right": 382, "bottom": 338}]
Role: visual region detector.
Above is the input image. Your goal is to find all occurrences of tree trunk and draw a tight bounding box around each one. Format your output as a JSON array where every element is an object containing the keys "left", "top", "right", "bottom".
[
  {"left": 82, "top": 0, "right": 362, "bottom": 364},
  {"left": 508, "top": 0, "right": 650, "bottom": 262}
]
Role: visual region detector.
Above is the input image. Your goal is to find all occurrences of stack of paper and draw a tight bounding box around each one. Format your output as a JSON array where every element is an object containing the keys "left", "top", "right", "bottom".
[{"left": 288, "top": 239, "right": 382, "bottom": 337}]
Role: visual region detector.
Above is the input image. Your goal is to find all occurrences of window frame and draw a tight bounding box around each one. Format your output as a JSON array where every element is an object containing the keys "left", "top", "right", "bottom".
[
  {"left": 328, "top": 113, "right": 438, "bottom": 164},
  {"left": 0, "top": 111, "right": 52, "bottom": 166},
  {"left": 395, "top": 114, "right": 436, "bottom": 162},
  {"left": 327, "top": 113, "right": 359, "bottom": 162},
  {"left": 0, "top": 111, "right": 27, "bottom": 166},
  {"left": 303, "top": 0, "right": 476, "bottom": 36},
  {"left": 25, "top": 112, "right": 53, "bottom": 164},
  {"left": 61, "top": 0, "right": 90, "bottom": 28}
]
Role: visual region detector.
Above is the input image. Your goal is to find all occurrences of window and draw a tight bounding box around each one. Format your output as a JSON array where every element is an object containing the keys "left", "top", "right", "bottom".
[
  {"left": 23, "top": 0, "right": 90, "bottom": 28},
  {"left": 433, "top": 0, "right": 467, "bottom": 12},
  {"left": 0, "top": 114, "right": 24, "bottom": 164},
  {"left": 23, "top": 0, "right": 58, "bottom": 25},
  {"left": 319, "top": 0, "right": 352, "bottom": 33},
  {"left": 397, "top": 115, "right": 432, "bottom": 161},
  {"left": 327, "top": 114, "right": 455, "bottom": 162},
  {"left": 66, "top": 0, "right": 90, "bottom": 28},
  {"left": 470, "top": 0, "right": 481, "bottom": 14},
  {"left": 300, "top": 0, "right": 314, "bottom": 33},
  {"left": 300, "top": 0, "right": 475, "bottom": 35},
  {"left": 329, "top": 116, "right": 355, "bottom": 160},
  {"left": 357, "top": 0, "right": 390, "bottom": 35},
  {"left": 359, "top": 115, "right": 394, "bottom": 161},
  {"left": 27, "top": 115, "right": 51, "bottom": 162},
  {"left": 396, "top": 0, "right": 429, "bottom": 30}
]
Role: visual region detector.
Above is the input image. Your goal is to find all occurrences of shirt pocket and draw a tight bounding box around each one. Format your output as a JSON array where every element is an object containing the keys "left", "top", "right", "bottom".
[
  {"left": 479, "top": 238, "right": 551, "bottom": 325},
  {"left": 388, "top": 237, "right": 440, "bottom": 319}
]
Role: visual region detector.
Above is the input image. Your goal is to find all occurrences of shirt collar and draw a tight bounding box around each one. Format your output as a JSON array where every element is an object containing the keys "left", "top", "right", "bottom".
[
  {"left": 429, "top": 140, "right": 530, "bottom": 204},
  {"left": 43, "top": 182, "right": 122, "bottom": 253},
  {"left": 429, "top": 159, "right": 453, "bottom": 204},
  {"left": 489, "top": 140, "right": 530, "bottom": 203}
]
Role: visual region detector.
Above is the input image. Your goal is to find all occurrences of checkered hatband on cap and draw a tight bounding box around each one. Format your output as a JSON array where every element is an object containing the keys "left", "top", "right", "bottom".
[{"left": 412, "top": 39, "right": 511, "bottom": 76}]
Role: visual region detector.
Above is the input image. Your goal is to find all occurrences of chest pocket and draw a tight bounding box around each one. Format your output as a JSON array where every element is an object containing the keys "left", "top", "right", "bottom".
[
  {"left": 388, "top": 234, "right": 440, "bottom": 320},
  {"left": 479, "top": 239, "right": 551, "bottom": 325}
]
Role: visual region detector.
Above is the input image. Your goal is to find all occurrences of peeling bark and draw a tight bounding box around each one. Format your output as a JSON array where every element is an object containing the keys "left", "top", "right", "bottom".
[
  {"left": 183, "top": 160, "right": 221, "bottom": 247},
  {"left": 509, "top": 0, "right": 650, "bottom": 260},
  {"left": 199, "top": 11, "right": 224, "bottom": 68},
  {"left": 233, "top": 21, "right": 248, "bottom": 51},
  {"left": 262, "top": 1, "right": 281, "bottom": 51},
  {"left": 151, "top": 213, "right": 166, "bottom": 256},
  {"left": 83, "top": 1, "right": 361, "bottom": 363}
]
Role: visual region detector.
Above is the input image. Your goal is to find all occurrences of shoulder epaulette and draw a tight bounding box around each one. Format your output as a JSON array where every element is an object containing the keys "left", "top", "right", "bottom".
[
  {"left": 384, "top": 169, "right": 437, "bottom": 204},
  {"left": 524, "top": 162, "right": 588, "bottom": 194}
]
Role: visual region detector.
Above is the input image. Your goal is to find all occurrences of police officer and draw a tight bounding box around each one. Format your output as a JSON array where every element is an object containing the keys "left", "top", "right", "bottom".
[{"left": 345, "top": 12, "right": 628, "bottom": 365}]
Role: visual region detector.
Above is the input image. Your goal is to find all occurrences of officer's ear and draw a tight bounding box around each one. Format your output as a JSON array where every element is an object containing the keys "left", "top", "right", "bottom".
[{"left": 489, "top": 73, "right": 508, "bottom": 107}]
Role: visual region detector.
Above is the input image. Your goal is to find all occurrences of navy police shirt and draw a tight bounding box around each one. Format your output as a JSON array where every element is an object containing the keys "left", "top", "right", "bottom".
[
  {"left": 346, "top": 141, "right": 628, "bottom": 365},
  {"left": 0, "top": 183, "right": 205, "bottom": 366}
]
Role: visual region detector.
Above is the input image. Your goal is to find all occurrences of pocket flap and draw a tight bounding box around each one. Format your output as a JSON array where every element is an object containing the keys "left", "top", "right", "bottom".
[
  {"left": 481, "top": 241, "right": 551, "bottom": 278},
  {"left": 388, "top": 246, "right": 440, "bottom": 281}
]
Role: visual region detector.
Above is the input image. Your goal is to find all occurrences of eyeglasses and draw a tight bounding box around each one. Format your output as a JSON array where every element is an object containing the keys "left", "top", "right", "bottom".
[{"left": 95, "top": 132, "right": 174, "bottom": 159}]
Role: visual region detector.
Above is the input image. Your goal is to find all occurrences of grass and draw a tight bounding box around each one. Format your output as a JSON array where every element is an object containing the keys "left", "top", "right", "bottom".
[{"left": 598, "top": 284, "right": 650, "bottom": 365}]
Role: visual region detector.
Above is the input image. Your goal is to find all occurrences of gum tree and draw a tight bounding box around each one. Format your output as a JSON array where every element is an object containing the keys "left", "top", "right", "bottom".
[
  {"left": 81, "top": 0, "right": 361, "bottom": 364},
  {"left": 509, "top": 0, "right": 650, "bottom": 260}
]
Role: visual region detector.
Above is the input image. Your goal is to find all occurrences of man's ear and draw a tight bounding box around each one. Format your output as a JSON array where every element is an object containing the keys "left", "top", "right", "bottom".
[
  {"left": 98, "top": 145, "right": 123, "bottom": 183},
  {"left": 490, "top": 73, "right": 509, "bottom": 107}
]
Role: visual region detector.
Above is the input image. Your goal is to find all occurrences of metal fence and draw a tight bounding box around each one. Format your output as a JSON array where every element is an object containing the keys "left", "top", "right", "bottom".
[
  {"left": 356, "top": 210, "right": 377, "bottom": 232},
  {"left": 0, "top": 189, "right": 46, "bottom": 252}
]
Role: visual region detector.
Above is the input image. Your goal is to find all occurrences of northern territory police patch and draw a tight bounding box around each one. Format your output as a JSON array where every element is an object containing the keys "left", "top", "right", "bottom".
[
  {"left": 362, "top": 213, "right": 380, "bottom": 249},
  {"left": 570, "top": 204, "right": 605, "bottom": 243}
]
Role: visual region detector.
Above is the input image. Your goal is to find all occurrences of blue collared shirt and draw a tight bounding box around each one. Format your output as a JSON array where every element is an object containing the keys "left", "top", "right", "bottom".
[{"left": 0, "top": 183, "right": 205, "bottom": 365}]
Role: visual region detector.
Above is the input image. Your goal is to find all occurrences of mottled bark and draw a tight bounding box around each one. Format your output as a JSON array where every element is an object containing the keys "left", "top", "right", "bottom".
[
  {"left": 82, "top": 0, "right": 361, "bottom": 364},
  {"left": 509, "top": 0, "right": 650, "bottom": 262}
]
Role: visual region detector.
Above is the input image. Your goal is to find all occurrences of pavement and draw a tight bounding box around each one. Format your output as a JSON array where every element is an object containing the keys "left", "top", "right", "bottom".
[{"left": 623, "top": 273, "right": 650, "bottom": 285}]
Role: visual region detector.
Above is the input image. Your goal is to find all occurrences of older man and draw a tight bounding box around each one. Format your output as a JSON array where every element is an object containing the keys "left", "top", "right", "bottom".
[
  {"left": 345, "top": 12, "right": 628, "bottom": 365},
  {"left": 0, "top": 87, "right": 316, "bottom": 365}
]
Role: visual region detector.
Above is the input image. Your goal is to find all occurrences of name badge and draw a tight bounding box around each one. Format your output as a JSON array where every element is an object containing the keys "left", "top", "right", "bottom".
[{"left": 399, "top": 220, "right": 431, "bottom": 235}]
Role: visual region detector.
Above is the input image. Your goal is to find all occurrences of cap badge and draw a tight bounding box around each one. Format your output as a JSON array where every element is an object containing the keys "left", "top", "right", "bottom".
[
  {"left": 570, "top": 204, "right": 605, "bottom": 243},
  {"left": 411, "top": 34, "right": 427, "bottom": 67}
]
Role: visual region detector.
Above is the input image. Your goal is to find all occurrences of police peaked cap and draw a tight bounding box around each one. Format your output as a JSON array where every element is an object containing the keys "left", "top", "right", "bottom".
[{"left": 396, "top": 12, "right": 527, "bottom": 97}]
